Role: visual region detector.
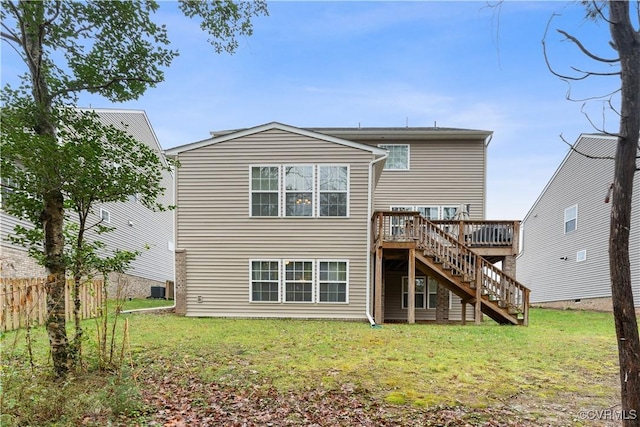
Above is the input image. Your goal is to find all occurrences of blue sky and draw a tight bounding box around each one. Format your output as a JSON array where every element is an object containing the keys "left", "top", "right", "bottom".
[{"left": 1, "top": 1, "right": 620, "bottom": 219}]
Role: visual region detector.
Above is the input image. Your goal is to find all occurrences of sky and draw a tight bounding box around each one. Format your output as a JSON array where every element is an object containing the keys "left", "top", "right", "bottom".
[{"left": 1, "top": 1, "right": 622, "bottom": 220}]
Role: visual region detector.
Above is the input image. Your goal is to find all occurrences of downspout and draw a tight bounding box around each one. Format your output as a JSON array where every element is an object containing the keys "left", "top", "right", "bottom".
[
  {"left": 122, "top": 155, "right": 178, "bottom": 314},
  {"left": 366, "top": 152, "right": 388, "bottom": 327}
]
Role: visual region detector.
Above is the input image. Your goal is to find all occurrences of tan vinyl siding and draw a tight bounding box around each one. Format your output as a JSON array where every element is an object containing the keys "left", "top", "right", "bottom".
[
  {"left": 371, "top": 140, "right": 486, "bottom": 219},
  {"left": 176, "top": 129, "right": 375, "bottom": 319},
  {"left": 382, "top": 270, "right": 473, "bottom": 321},
  {"left": 517, "top": 135, "right": 640, "bottom": 306}
]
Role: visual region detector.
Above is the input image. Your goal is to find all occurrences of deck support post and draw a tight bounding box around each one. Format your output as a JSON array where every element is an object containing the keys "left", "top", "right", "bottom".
[
  {"left": 374, "top": 247, "right": 383, "bottom": 324},
  {"left": 475, "top": 262, "right": 482, "bottom": 325},
  {"left": 408, "top": 248, "right": 415, "bottom": 324},
  {"left": 461, "top": 301, "right": 467, "bottom": 326}
]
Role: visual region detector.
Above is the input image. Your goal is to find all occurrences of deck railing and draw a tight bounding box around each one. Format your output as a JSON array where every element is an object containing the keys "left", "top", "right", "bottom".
[
  {"left": 372, "top": 211, "right": 529, "bottom": 321},
  {"left": 371, "top": 211, "right": 518, "bottom": 248}
]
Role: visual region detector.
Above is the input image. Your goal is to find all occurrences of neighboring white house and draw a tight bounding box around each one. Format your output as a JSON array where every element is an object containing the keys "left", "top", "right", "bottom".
[
  {"left": 517, "top": 134, "right": 640, "bottom": 310},
  {"left": 0, "top": 109, "right": 174, "bottom": 298}
]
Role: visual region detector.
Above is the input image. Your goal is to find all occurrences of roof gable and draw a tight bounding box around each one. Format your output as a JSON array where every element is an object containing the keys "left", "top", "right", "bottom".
[
  {"left": 521, "top": 133, "right": 618, "bottom": 223},
  {"left": 165, "top": 122, "right": 388, "bottom": 156}
]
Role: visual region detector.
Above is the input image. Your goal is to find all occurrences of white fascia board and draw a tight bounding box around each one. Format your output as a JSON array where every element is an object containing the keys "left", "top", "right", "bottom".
[{"left": 165, "top": 122, "right": 388, "bottom": 157}]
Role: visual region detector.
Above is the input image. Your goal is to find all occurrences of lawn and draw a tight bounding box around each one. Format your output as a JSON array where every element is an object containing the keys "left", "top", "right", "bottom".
[{"left": 0, "top": 308, "right": 623, "bottom": 426}]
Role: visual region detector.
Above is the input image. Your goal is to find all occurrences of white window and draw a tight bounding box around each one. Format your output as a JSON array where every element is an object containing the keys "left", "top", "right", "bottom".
[
  {"left": 284, "top": 260, "right": 314, "bottom": 302},
  {"left": 251, "top": 165, "right": 350, "bottom": 218},
  {"left": 318, "top": 166, "right": 349, "bottom": 217},
  {"left": 285, "top": 166, "right": 314, "bottom": 217},
  {"left": 427, "top": 277, "right": 439, "bottom": 309},
  {"left": 390, "top": 205, "right": 415, "bottom": 237},
  {"left": 576, "top": 250, "right": 587, "bottom": 262},
  {"left": 251, "top": 166, "right": 280, "bottom": 217},
  {"left": 564, "top": 205, "right": 577, "bottom": 233},
  {"left": 380, "top": 144, "right": 409, "bottom": 170},
  {"left": 442, "top": 206, "right": 458, "bottom": 220},
  {"left": 100, "top": 208, "right": 111, "bottom": 223},
  {"left": 318, "top": 261, "right": 348, "bottom": 303},
  {"left": 250, "top": 260, "right": 280, "bottom": 302},
  {"left": 416, "top": 206, "right": 440, "bottom": 220},
  {"left": 402, "top": 276, "right": 426, "bottom": 309}
]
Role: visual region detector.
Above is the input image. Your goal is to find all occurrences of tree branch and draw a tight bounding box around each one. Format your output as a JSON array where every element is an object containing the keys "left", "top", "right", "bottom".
[
  {"left": 557, "top": 29, "right": 619, "bottom": 63},
  {"left": 568, "top": 64, "right": 620, "bottom": 77},
  {"left": 50, "top": 76, "right": 161, "bottom": 98},
  {"left": 559, "top": 133, "right": 616, "bottom": 160}
]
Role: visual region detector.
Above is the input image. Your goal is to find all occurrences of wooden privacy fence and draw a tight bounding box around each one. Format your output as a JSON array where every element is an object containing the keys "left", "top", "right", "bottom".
[{"left": 0, "top": 278, "right": 105, "bottom": 332}]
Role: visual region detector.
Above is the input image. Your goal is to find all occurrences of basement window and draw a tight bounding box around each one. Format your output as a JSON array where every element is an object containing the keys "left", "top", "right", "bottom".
[{"left": 402, "top": 276, "right": 426, "bottom": 309}]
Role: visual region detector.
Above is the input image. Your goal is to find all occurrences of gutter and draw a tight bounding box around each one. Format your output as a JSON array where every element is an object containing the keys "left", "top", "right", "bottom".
[{"left": 365, "top": 152, "right": 388, "bottom": 327}]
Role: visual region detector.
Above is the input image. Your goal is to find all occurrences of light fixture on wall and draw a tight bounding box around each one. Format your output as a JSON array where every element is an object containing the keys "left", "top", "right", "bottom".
[
  {"left": 560, "top": 256, "right": 568, "bottom": 260},
  {"left": 128, "top": 220, "right": 134, "bottom": 227}
]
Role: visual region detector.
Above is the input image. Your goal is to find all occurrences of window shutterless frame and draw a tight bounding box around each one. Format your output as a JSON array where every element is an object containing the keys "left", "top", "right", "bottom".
[
  {"left": 317, "top": 260, "right": 349, "bottom": 303},
  {"left": 249, "top": 259, "right": 281, "bottom": 302},
  {"left": 249, "top": 165, "right": 281, "bottom": 217}
]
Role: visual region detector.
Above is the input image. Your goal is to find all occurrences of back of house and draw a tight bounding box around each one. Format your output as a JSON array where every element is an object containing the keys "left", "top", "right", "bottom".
[{"left": 168, "top": 122, "right": 528, "bottom": 324}]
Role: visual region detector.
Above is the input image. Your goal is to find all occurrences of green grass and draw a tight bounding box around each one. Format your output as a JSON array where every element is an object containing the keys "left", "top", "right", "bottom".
[{"left": 0, "top": 308, "right": 622, "bottom": 426}]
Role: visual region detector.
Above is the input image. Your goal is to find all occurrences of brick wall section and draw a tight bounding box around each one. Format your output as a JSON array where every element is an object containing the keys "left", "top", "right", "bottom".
[
  {"left": 435, "top": 284, "right": 450, "bottom": 323},
  {"left": 2, "top": 245, "right": 168, "bottom": 299},
  {"left": 503, "top": 255, "right": 516, "bottom": 278},
  {"left": 175, "top": 249, "right": 186, "bottom": 315},
  {"left": 1, "top": 246, "right": 47, "bottom": 278}
]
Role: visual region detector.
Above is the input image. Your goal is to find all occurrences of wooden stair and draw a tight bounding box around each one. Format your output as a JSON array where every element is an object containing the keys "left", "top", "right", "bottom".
[{"left": 412, "top": 216, "right": 529, "bottom": 325}]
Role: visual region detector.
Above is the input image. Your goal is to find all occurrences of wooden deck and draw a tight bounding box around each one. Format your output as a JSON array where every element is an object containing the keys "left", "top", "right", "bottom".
[{"left": 372, "top": 211, "right": 529, "bottom": 326}]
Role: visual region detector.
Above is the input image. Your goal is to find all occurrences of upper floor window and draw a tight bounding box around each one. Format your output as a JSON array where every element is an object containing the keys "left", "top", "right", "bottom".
[
  {"left": 250, "top": 165, "right": 349, "bottom": 218},
  {"left": 564, "top": 205, "right": 577, "bottom": 233},
  {"left": 380, "top": 144, "right": 409, "bottom": 170},
  {"left": 442, "top": 206, "right": 458, "bottom": 220},
  {"left": 285, "top": 166, "right": 314, "bottom": 217},
  {"left": 100, "top": 208, "right": 111, "bottom": 223},
  {"left": 319, "top": 166, "right": 349, "bottom": 217},
  {"left": 416, "top": 206, "right": 439, "bottom": 220},
  {"left": 251, "top": 166, "right": 280, "bottom": 217}
]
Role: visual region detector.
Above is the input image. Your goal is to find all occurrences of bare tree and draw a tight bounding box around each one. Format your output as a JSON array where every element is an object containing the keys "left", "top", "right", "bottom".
[{"left": 541, "top": 1, "right": 639, "bottom": 424}]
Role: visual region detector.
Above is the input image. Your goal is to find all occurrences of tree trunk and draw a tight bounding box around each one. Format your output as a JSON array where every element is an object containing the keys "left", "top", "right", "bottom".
[
  {"left": 43, "top": 189, "right": 69, "bottom": 378},
  {"left": 609, "top": 3, "right": 640, "bottom": 425}
]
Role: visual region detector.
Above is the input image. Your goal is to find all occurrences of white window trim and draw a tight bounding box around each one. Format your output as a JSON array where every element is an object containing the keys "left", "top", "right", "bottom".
[
  {"left": 427, "top": 277, "right": 439, "bottom": 310},
  {"left": 379, "top": 144, "right": 410, "bottom": 171},
  {"left": 564, "top": 205, "right": 578, "bottom": 234},
  {"left": 249, "top": 259, "right": 281, "bottom": 303},
  {"left": 249, "top": 165, "right": 281, "bottom": 218},
  {"left": 576, "top": 250, "right": 587, "bottom": 262},
  {"left": 441, "top": 206, "right": 459, "bottom": 220},
  {"left": 283, "top": 259, "right": 315, "bottom": 303},
  {"left": 401, "top": 276, "right": 427, "bottom": 309},
  {"left": 284, "top": 165, "right": 315, "bottom": 218},
  {"left": 318, "top": 165, "right": 350, "bottom": 218},
  {"left": 416, "top": 205, "right": 440, "bottom": 221},
  {"left": 317, "top": 259, "right": 349, "bottom": 304},
  {"left": 100, "top": 208, "right": 111, "bottom": 224}
]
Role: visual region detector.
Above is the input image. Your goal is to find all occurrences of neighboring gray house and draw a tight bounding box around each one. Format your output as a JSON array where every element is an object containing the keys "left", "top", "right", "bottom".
[
  {"left": 167, "top": 122, "right": 528, "bottom": 325},
  {"left": 517, "top": 134, "right": 640, "bottom": 310},
  {"left": 0, "top": 109, "right": 174, "bottom": 298}
]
